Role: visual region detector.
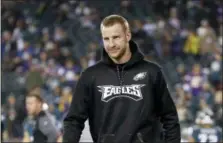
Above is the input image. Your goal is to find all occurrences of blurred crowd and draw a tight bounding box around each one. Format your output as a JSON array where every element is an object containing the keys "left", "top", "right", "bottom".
[{"left": 1, "top": 0, "right": 222, "bottom": 142}]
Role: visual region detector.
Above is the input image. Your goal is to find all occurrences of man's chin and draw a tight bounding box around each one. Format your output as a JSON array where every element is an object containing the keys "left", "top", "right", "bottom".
[{"left": 109, "top": 53, "right": 119, "bottom": 59}]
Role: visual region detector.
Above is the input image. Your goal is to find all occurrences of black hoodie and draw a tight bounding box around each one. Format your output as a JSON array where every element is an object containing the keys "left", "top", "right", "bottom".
[{"left": 63, "top": 40, "right": 181, "bottom": 143}]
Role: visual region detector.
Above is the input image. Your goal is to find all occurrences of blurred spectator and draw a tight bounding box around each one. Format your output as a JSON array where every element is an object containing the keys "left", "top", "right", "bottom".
[
  {"left": 158, "top": 23, "right": 173, "bottom": 57},
  {"left": 2, "top": 1, "right": 22, "bottom": 32},
  {"left": 213, "top": 91, "right": 223, "bottom": 127},
  {"left": 184, "top": 63, "right": 207, "bottom": 96},
  {"left": 55, "top": 2, "right": 70, "bottom": 23},
  {"left": 41, "top": 27, "right": 50, "bottom": 44},
  {"left": 209, "top": 53, "right": 222, "bottom": 89},
  {"left": 183, "top": 63, "right": 208, "bottom": 119},
  {"left": 1, "top": 30, "right": 18, "bottom": 71},
  {"left": 57, "top": 58, "right": 81, "bottom": 88},
  {"left": 1, "top": 31, "right": 14, "bottom": 57},
  {"left": 75, "top": 1, "right": 91, "bottom": 17},
  {"left": 22, "top": 116, "right": 35, "bottom": 142},
  {"left": 53, "top": 27, "right": 72, "bottom": 47},
  {"left": 170, "top": 27, "right": 183, "bottom": 56},
  {"left": 38, "top": 51, "right": 48, "bottom": 69},
  {"left": 174, "top": 84, "right": 186, "bottom": 105},
  {"left": 118, "top": 0, "right": 135, "bottom": 18},
  {"left": 3, "top": 94, "right": 23, "bottom": 141},
  {"left": 169, "top": 7, "right": 181, "bottom": 30},
  {"left": 197, "top": 20, "right": 218, "bottom": 56},
  {"left": 176, "top": 64, "right": 186, "bottom": 82},
  {"left": 131, "top": 19, "right": 148, "bottom": 53},
  {"left": 56, "top": 87, "right": 72, "bottom": 121},
  {"left": 142, "top": 18, "right": 157, "bottom": 36},
  {"left": 183, "top": 29, "right": 200, "bottom": 56},
  {"left": 218, "top": 24, "right": 222, "bottom": 48},
  {"left": 25, "top": 69, "right": 44, "bottom": 92},
  {"left": 153, "top": 16, "right": 166, "bottom": 57},
  {"left": 177, "top": 103, "right": 189, "bottom": 124},
  {"left": 199, "top": 82, "right": 214, "bottom": 108},
  {"left": 87, "top": 42, "right": 98, "bottom": 67},
  {"left": 80, "top": 15, "right": 96, "bottom": 30},
  {"left": 12, "top": 18, "right": 26, "bottom": 43}
]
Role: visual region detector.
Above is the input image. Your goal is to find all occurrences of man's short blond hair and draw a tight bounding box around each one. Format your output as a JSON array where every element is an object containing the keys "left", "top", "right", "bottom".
[{"left": 100, "top": 14, "right": 130, "bottom": 32}]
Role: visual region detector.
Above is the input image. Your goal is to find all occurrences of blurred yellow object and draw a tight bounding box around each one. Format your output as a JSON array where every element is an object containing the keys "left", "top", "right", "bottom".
[
  {"left": 58, "top": 101, "right": 65, "bottom": 112},
  {"left": 184, "top": 33, "right": 200, "bottom": 55},
  {"left": 3, "top": 131, "right": 8, "bottom": 141},
  {"left": 22, "top": 131, "right": 31, "bottom": 142},
  {"left": 68, "top": 94, "right": 72, "bottom": 104},
  {"left": 57, "top": 135, "right": 63, "bottom": 142}
]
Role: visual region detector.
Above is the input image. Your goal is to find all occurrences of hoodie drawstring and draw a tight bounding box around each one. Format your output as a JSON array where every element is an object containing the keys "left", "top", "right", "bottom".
[{"left": 116, "top": 65, "right": 125, "bottom": 86}]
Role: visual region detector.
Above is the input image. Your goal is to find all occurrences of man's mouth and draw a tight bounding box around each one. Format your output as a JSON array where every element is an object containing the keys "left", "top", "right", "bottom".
[{"left": 109, "top": 49, "right": 119, "bottom": 53}]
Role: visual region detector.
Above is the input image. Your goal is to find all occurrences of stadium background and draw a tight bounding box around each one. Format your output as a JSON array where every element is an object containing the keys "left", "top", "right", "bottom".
[{"left": 1, "top": 0, "right": 222, "bottom": 142}]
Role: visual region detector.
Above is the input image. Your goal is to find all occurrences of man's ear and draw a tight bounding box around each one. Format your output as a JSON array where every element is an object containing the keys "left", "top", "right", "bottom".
[{"left": 126, "top": 31, "right": 131, "bottom": 42}]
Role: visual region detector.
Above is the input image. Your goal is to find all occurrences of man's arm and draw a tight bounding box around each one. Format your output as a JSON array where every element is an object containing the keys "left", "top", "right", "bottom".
[
  {"left": 154, "top": 68, "right": 181, "bottom": 143},
  {"left": 63, "top": 71, "right": 90, "bottom": 142}
]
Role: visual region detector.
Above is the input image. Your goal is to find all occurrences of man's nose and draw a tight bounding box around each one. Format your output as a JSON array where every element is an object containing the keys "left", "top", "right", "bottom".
[{"left": 109, "top": 40, "right": 115, "bottom": 48}]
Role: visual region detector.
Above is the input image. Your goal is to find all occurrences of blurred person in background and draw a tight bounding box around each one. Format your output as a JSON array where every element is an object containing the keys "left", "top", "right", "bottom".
[
  {"left": 188, "top": 112, "right": 222, "bottom": 142},
  {"left": 170, "top": 27, "right": 183, "bottom": 57},
  {"left": 197, "top": 20, "right": 218, "bottom": 56},
  {"left": 3, "top": 94, "right": 20, "bottom": 141},
  {"left": 87, "top": 41, "right": 99, "bottom": 67},
  {"left": 199, "top": 82, "right": 214, "bottom": 108},
  {"left": 142, "top": 17, "right": 157, "bottom": 36},
  {"left": 131, "top": 19, "right": 147, "bottom": 48},
  {"left": 184, "top": 63, "right": 207, "bottom": 96},
  {"left": 183, "top": 63, "right": 207, "bottom": 119},
  {"left": 132, "top": 19, "right": 155, "bottom": 57},
  {"left": 213, "top": 91, "right": 223, "bottom": 127},
  {"left": 176, "top": 64, "right": 186, "bottom": 83},
  {"left": 25, "top": 93, "right": 60, "bottom": 143},
  {"left": 160, "top": 24, "right": 173, "bottom": 57},
  {"left": 168, "top": 7, "right": 181, "bottom": 30},
  {"left": 22, "top": 115, "right": 36, "bottom": 142},
  {"left": 57, "top": 87, "right": 73, "bottom": 119},
  {"left": 153, "top": 16, "right": 167, "bottom": 57},
  {"left": 57, "top": 58, "right": 81, "bottom": 87},
  {"left": 183, "top": 29, "right": 200, "bottom": 57},
  {"left": 209, "top": 53, "right": 222, "bottom": 89},
  {"left": 117, "top": 0, "right": 134, "bottom": 18}
]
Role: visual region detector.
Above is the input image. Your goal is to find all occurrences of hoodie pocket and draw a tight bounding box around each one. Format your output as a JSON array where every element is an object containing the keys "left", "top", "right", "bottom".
[
  {"left": 99, "top": 134, "right": 133, "bottom": 143},
  {"left": 99, "top": 134, "right": 115, "bottom": 143}
]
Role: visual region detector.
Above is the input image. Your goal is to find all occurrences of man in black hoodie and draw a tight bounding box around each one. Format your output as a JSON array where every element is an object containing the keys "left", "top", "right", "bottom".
[{"left": 63, "top": 14, "right": 181, "bottom": 143}]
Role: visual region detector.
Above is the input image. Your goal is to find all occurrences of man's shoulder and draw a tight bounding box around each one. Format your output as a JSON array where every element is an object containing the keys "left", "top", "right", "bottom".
[
  {"left": 141, "top": 59, "right": 162, "bottom": 71},
  {"left": 38, "top": 111, "right": 57, "bottom": 130},
  {"left": 83, "top": 61, "right": 105, "bottom": 73},
  {"left": 78, "top": 61, "right": 105, "bottom": 80},
  {"left": 38, "top": 111, "right": 55, "bottom": 124}
]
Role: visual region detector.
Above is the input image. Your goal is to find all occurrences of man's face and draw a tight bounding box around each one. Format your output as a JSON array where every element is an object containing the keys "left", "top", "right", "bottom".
[
  {"left": 26, "top": 96, "right": 41, "bottom": 116},
  {"left": 101, "top": 23, "right": 131, "bottom": 60}
]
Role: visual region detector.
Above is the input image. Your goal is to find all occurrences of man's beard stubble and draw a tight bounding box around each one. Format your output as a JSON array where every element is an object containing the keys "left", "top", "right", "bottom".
[{"left": 113, "top": 43, "right": 129, "bottom": 61}]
